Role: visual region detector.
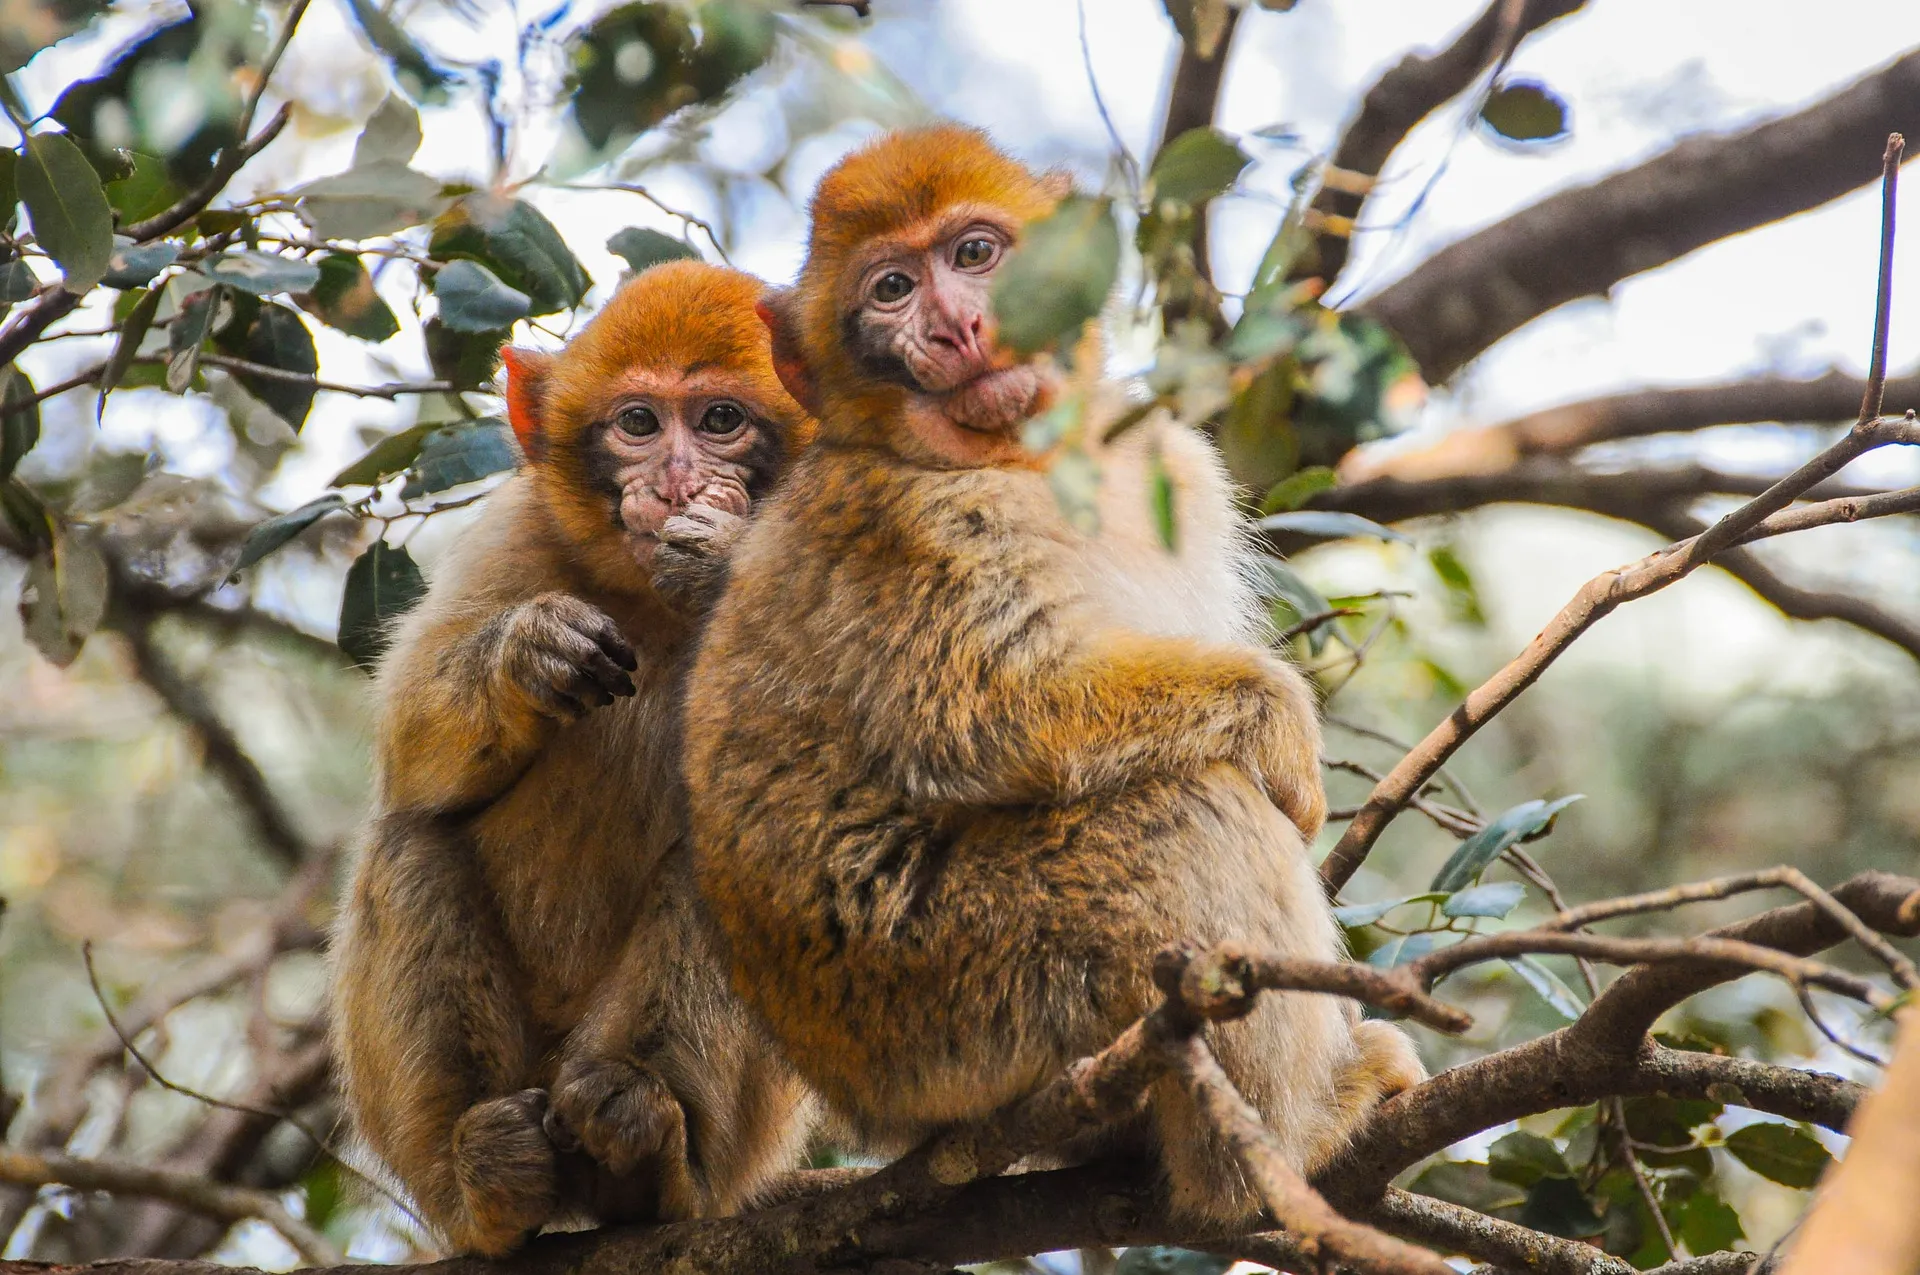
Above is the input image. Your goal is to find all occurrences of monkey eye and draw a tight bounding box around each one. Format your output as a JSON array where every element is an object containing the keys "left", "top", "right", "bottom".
[
  {"left": 954, "top": 238, "right": 996, "bottom": 269},
  {"left": 872, "top": 272, "right": 915, "bottom": 304},
  {"left": 699, "top": 402, "right": 747, "bottom": 435},
  {"left": 615, "top": 405, "right": 660, "bottom": 436}
]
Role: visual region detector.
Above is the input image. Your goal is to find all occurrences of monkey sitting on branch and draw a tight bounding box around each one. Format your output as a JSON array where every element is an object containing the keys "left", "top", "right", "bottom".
[
  {"left": 683, "top": 126, "right": 1423, "bottom": 1225},
  {"left": 330, "top": 261, "right": 818, "bottom": 1255}
]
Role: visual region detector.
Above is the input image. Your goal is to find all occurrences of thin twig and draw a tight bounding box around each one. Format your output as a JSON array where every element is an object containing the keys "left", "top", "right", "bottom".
[
  {"left": 562, "top": 182, "right": 732, "bottom": 264},
  {"left": 1859, "top": 133, "right": 1904, "bottom": 426}
]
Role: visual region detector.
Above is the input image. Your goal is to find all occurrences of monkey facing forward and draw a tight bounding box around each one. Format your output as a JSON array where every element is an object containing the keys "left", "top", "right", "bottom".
[
  {"left": 329, "top": 261, "right": 817, "bottom": 1255},
  {"left": 683, "top": 128, "right": 1422, "bottom": 1224}
]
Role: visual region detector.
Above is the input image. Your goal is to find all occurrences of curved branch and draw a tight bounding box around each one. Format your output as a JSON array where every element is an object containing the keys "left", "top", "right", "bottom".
[{"left": 1361, "top": 49, "right": 1920, "bottom": 382}]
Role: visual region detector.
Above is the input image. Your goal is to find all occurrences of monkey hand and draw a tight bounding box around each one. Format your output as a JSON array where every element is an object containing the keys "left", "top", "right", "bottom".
[
  {"left": 546, "top": 1055, "right": 694, "bottom": 1186},
  {"left": 494, "top": 593, "right": 639, "bottom": 721},
  {"left": 1242, "top": 654, "right": 1329, "bottom": 840},
  {"left": 653, "top": 502, "right": 747, "bottom": 616}
]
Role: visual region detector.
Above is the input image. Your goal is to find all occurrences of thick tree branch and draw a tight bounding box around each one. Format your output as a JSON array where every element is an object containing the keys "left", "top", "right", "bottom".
[
  {"left": 1362, "top": 51, "right": 1920, "bottom": 382},
  {"left": 1306, "top": 0, "right": 1588, "bottom": 286},
  {"left": 1157, "top": 0, "right": 1242, "bottom": 302}
]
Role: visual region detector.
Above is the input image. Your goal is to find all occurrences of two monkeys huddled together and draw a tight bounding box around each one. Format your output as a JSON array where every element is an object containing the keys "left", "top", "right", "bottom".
[{"left": 329, "top": 124, "right": 1425, "bottom": 1256}]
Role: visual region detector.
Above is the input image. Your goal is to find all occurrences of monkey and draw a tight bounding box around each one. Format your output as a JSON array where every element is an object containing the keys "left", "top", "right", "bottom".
[
  {"left": 328, "top": 260, "right": 817, "bottom": 1256},
  {"left": 680, "top": 126, "right": 1424, "bottom": 1226}
]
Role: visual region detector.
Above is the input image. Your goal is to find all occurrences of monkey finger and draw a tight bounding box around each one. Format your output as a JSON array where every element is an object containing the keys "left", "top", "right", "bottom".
[
  {"left": 541, "top": 1103, "right": 583, "bottom": 1154},
  {"left": 524, "top": 676, "right": 589, "bottom": 721},
  {"left": 575, "top": 646, "right": 638, "bottom": 699}
]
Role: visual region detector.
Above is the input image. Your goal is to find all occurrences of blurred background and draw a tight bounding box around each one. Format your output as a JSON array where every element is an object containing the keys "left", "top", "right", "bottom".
[{"left": 1, "top": 0, "right": 1917, "bottom": 1267}]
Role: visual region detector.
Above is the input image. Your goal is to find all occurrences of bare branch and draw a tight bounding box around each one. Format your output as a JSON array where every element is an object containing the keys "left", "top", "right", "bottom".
[
  {"left": 1156, "top": 0, "right": 1242, "bottom": 300},
  {"left": 1362, "top": 50, "right": 1920, "bottom": 382},
  {"left": 0, "top": 1146, "right": 338, "bottom": 1265}
]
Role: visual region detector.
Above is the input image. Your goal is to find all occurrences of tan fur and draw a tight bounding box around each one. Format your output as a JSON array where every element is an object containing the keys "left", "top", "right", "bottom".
[
  {"left": 683, "top": 129, "right": 1422, "bottom": 1226},
  {"left": 330, "top": 264, "right": 816, "bottom": 1255}
]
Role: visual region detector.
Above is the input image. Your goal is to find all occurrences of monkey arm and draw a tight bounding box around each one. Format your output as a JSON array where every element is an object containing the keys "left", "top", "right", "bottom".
[{"left": 376, "top": 594, "right": 638, "bottom": 815}]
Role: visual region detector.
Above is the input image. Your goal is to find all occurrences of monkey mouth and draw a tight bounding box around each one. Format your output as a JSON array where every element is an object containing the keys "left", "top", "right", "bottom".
[{"left": 941, "top": 366, "right": 1045, "bottom": 434}]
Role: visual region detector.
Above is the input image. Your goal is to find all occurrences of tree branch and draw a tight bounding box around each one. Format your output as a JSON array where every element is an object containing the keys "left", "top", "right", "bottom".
[
  {"left": 1157, "top": 0, "right": 1242, "bottom": 299},
  {"left": 1362, "top": 50, "right": 1920, "bottom": 382}
]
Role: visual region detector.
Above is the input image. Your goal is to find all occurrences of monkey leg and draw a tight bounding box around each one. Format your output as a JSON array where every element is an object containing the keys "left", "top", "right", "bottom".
[
  {"left": 551, "top": 872, "right": 814, "bottom": 1223},
  {"left": 332, "top": 815, "right": 557, "bottom": 1255},
  {"left": 715, "top": 765, "right": 1405, "bottom": 1223}
]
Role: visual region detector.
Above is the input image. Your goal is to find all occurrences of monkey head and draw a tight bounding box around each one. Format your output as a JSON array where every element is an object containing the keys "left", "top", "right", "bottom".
[
  {"left": 499, "top": 260, "right": 813, "bottom": 597},
  {"left": 760, "top": 125, "right": 1071, "bottom": 465}
]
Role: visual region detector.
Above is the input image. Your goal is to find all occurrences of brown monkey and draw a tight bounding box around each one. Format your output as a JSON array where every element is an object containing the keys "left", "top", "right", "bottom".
[
  {"left": 329, "top": 260, "right": 817, "bottom": 1255},
  {"left": 682, "top": 127, "right": 1422, "bottom": 1225}
]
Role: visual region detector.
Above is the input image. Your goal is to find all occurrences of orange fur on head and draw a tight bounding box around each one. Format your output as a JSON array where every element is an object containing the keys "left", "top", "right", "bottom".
[
  {"left": 782, "top": 125, "right": 1065, "bottom": 441},
  {"left": 498, "top": 259, "right": 814, "bottom": 593}
]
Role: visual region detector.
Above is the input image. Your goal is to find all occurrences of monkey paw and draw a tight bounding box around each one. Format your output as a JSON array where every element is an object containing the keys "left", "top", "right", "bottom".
[
  {"left": 653, "top": 503, "right": 747, "bottom": 615},
  {"left": 450, "top": 1089, "right": 559, "bottom": 1255},
  {"left": 497, "top": 592, "right": 639, "bottom": 720},
  {"left": 546, "top": 1056, "right": 689, "bottom": 1180}
]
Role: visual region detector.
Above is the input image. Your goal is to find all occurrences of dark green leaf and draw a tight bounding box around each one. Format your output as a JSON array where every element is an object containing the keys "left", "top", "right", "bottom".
[
  {"left": 1, "top": 0, "right": 110, "bottom": 74},
  {"left": 1520, "top": 1176, "right": 1606, "bottom": 1239},
  {"left": 991, "top": 195, "right": 1119, "bottom": 355},
  {"left": 1149, "top": 127, "right": 1251, "bottom": 207},
  {"left": 430, "top": 194, "right": 589, "bottom": 316},
  {"left": 167, "top": 286, "right": 225, "bottom": 393},
  {"left": 1251, "top": 554, "right": 1334, "bottom": 654},
  {"left": 337, "top": 539, "right": 427, "bottom": 668},
  {"left": 1442, "top": 881, "right": 1526, "bottom": 919},
  {"left": 1332, "top": 893, "right": 1443, "bottom": 927},
  {"left": 101, "top": 237, "right": 180, "bottom": 289},
  {"left": 1677, "top": 1189, "right": 1744, "bottom": 1255},
  {"left": 1408, "top": 1160, "right": 1524, "bottom": 1213},
  {"left": 19, "top": 523, "right": 109, "bottom": 667},
  {"left": 607, "top": 226, "right": 700, "bottom": 273},
  {"left": 98, "top": 284, "right": 162, "bottom": 400},
  {"left": 214, "top": 301, "right": 319, "bottom": 431},
  {"left": 433, "top": 259, "right": 532, "bottom": 332},
  {"left": 1257, "top": 509, "right": 1412, "bottom": 544},
  {"left": 1149, "top": 448, "right": 1177, "bottom": 550},
  {"left": 1367, "top": 932, "right": 1438, "bottom": 968},
  {"left": 341, "top": 0, "right": 454, "bottom": 97},
  {"left": 1218, "top": 363, "right": 1299, "bottom": 495},
  {"left": 1, "top": 366, "right": 41, "bottom": 481},
  {"left": 105, "top": 151, "right": 178, "bottom": 224},
  {"left": 1488, "top": 1131, "right": 1574, "bottom": 1188},
  {"left": 1429, "top": 543, "right": 1486, "bottom": 626},
  {"left": 353, "top": 94, "right": 422, "bottom": 167},
  {"left": 231, "top": 494, "right": 350, "bottom": 577},
  {"left": 331, "top": 421, "right": 441, "bottom": 487},
  {"left": 566, "top": 0, "right": 775, "bottom": 152},
  {"left": 301, "top": 253, "right": 400, "bottom": 343},
  {"left": 294, "top": 160, "right": 455, "bottom": 239},
  {"left": 1724, "top": 1123, "right": 1834, "bottom": 1189},
  {"left": 400, "top": 418, "right": 517, "bottom": 497},
  {"left": 0, "top": 258, "right": 36, "bottom": 302},
  {"left": 423, "top": 318, "right": 509, "bottom": 391},
  {"left": 1509, "top": 956, "right": 1586, "bottom": 1020},
  {"left": 198, "top": 250, "right": 321, "bottom": 297},
  {"left": 1260, "top": 465, "right": 1336, "bottom": 514},
  {"left": 1431, "top": 795, "right": 1585, "bottom": 892},
  {"left": 1481, "top": 80, "right": 1571, "bottom": 144},
  {"left": 0, "top": 148, "right": 13, "bottom": 218},
  {"left": 300, "top": 1160, "right": 344, "bottom": 1231},
  {"left": 17, "top": 130, "right": 114, "bottom": 293}
]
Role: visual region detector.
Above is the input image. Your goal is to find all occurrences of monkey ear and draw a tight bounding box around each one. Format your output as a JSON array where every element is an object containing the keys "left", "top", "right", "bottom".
[
  {"left": 1039, "top": 168, "right": 1074, "bottom": 202},
  {"left": 499, "top": 347, "right": 556, "bottom": 458},
  {"left": 756, "top": 288, "right": 821, "bottom": 418}
]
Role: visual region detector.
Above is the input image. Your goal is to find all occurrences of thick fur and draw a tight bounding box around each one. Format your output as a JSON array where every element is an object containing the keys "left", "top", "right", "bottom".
[
  {"left": 683, "top": 128, "right": 1421, "bottom": 1225},
  {"left": 330, "top": 263, "right": 816, "bottom": 1255}
]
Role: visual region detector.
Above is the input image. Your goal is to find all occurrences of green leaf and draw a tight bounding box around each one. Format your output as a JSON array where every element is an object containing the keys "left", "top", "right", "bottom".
[
  {"left": 432, "top": 258, "right": 532, "bottom": 332},
  {"left": 1047, "top": 444, "right": 1102, "bottom": 535},
  {"left": 337, "top": 540, "right": 427, "bottom": 669},
  {"left": 566, "top": 0, "right": 776, "bottom": 152},
  {"left": 17, "top": 130, "right": 114, "bottom": 293},
  {"left": 341, "top": 0, "right": 454, "bottom": 97},
  {"left": 353, "top": 94, "right": 422, "bottom": 167},
  {"left": 1408, "top": 1160, "right": 1524, "bottom": 1214},
  {"left": 1, "top": 366, "right": 41, "bottom": 481},
  {"left": 1481, "top": 80, "right": 1571, "bottom": 144},
  {"left": 400, "top": 418, "right": 517, "bottom": 497},
  {"left": 424, "top": 318, "right": 510, "bottom": 391},
  {"left": 331, "top": 421, "right": 441, "bottom": 487},
  {"left": 1149, "top": 447, "right": 1177, "bottom": 551},
  {"left": 167, "top": 285, "right": 225, "bottom": 393},
  {"left": 1509, "top": 956, "right": 1585, "bottom": 1020},
  {"left": 430, "top": 194, "right": 589, "bottom": 316},
  {"left": 0, "top": 258, "right": 36, "bottom": 302},
  {"left": 1520, "top": 1176, "right": 1607, "bottom": 1239},
  {"left": 101, "top": 237, "right": 179, "bottom": 289},
  {"left": 231, "top": 494, "right": 350, "bottom": 577},
  {"left": 294, "top": 160, "right": 455, "bottom": 240},
  {"left": 1724, "top": 1123, "right": 1834, "bottom": 1190},
  {"left": 198, "top": 250, "right": 321, "bottom": 297},
  {"left": 302, "top": 253, "right": 400, "bottom": 343},
  {"left": 1148, "top": 127, "right": 1252, "bottom": 207},
  {"left": 1260, "top": 466, "right": 1336, "bottom": 514},
  {"left": 98, "top": 284, "right": 163, "bottom": 401},
  {"left": 214, "top": 301, "right": 319, "bottom": 431},
  {"left": 1430, "top": 795, "right": 1585, "bottom": 892},
  {"left": 1429, "top": 543, "right": 1486, "bottom": 626},
  {"left": 1332, "top": 894, "right": 1444, "bottom": 928},
  {"left": 105, "top": 151, "right": 178, "bottom": 224},
  {"left": 991, "top": 195, "right": 1120, "bottom": 355},
  {"left": 0, "top": 149, "right": 14, "bottom": 219},
  {"left": 1442, "top": 881, "right": 1526, "bottom": 920},
  {"left": 19, "top": 523, "right": 110, "bottom": 667},
  {"left": 1250, "top": 554, "right": 1334, "bottom": 654},
  {"left": 1488, "top": 1131, "right": 1573, "bottom": 1188},
  {"left": 1218, "top": 363, "right": 1300, "bottom": 494},
  {"left": 1676, "top": 1189, "right": 1745, "bottom": 1255},
  {"left": 1367, "top": 932, "right": 1438, "bottom": 968},
  {"left": 1257, "top": 509, "right": 1412, "bottom": 544},
  {"left": 607, "top": 226, "right": 700, "bottom": 273},
  {"left": 1112, "top": 1248, "right": 1233, "bottom": 1275}
]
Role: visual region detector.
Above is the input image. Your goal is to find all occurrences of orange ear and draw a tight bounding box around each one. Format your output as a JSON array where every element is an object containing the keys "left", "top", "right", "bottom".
[
  {"left": 756, "top": 289, "right": 820, "bottom": 417},
  {"left": 499, "top": 346, "right": 556, "bottom": 459}
]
